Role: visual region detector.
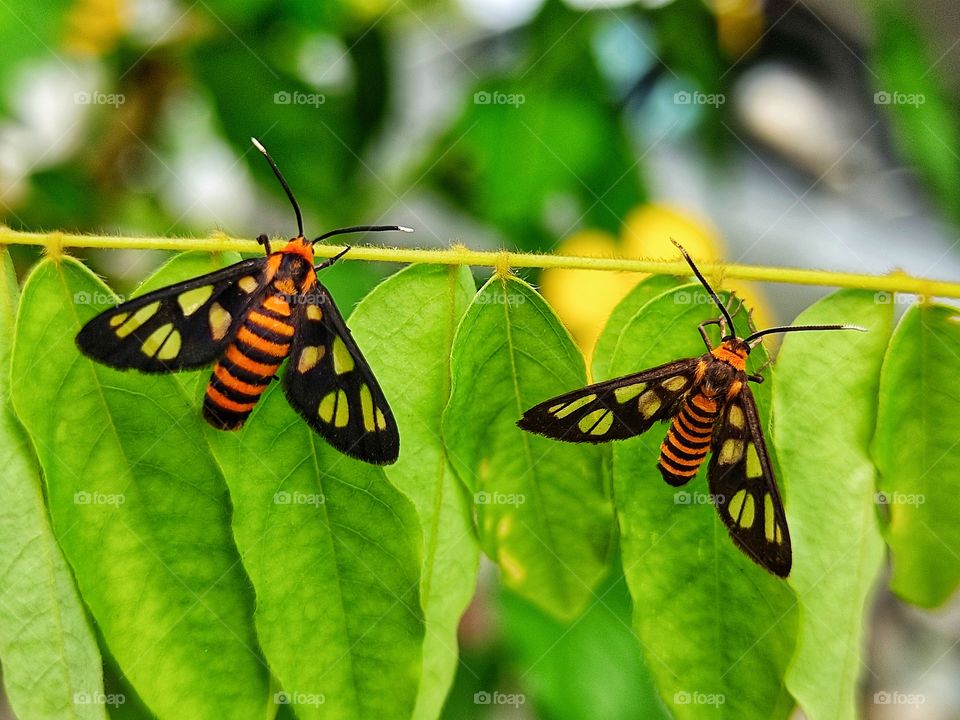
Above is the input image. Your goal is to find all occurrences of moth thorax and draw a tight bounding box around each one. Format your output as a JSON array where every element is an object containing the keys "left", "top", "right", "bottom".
[
  {"left": 711, "top": 341, "right": 748, "bottom": 371},
  {"left": 280, "top": 235, "right": 316, "bottom": 264}
]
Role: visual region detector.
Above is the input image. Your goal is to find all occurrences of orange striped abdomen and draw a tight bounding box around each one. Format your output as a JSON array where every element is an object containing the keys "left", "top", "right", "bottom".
[
  {"left": 202, "top": 292, "right": 295, "bottom": 430},
  {"left": 658, "top": 392, "right": 718, "bottom": 485}
]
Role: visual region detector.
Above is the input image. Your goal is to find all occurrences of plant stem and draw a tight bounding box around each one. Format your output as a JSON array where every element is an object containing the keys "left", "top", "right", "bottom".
[{"left": 3, "top": 226, "right": 959, "bottom": 298}]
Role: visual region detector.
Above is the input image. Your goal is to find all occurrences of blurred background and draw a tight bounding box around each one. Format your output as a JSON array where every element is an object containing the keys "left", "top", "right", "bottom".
[{"left": 1, "top": 0, "right": 959, "bottom": 717}]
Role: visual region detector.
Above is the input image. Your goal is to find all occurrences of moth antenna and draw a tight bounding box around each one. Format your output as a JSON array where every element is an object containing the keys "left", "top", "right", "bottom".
[
  {"left": 745, "top": 324, "right": 867, "bottom": 346},
  {"left": 670, "top": 238, "right": 735, "bottom": 337},
  {"left": 251, "top": 137, "right": 304, "bottom": 238},
  {"left": 312, "top": 225, "right": 413, "bottom": 244}
]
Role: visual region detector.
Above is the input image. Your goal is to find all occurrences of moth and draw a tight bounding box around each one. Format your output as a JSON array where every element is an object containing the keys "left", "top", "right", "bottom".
[
  {"left": 517, "top": 240, "right": 863, "bottom": 576},
  {"left": 76, "top": 138, "right": 407, "bottom": 465}
]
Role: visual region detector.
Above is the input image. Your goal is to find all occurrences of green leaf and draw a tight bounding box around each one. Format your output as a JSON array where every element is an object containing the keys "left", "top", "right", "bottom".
[
  {"left": 443, "top": 275, "right": 614, "bottom": 619},
  {"left": 500, "top": 559, "right": 670, "bottom": 720},
  {"left": 592, "top": 274, "right": 684, "bottom": 381},
  {"left": 873, "top": 303, "right": 960, "bottom": 607},
  {"left": 348, "top": 264, "right": 480, "bottom": 720},
  {"left": 11, "top": 257, "right": 269, "bottom": 719},
  {"left": 772, "top": 290, "right": 892, "bottom": 720},
  {"left": 0, "top": 249, "right": 106, "bottom": 720},
  {"left": 204, "top": 310, "right": 425, "bottom": 718},
  {"left": 610, "top": 284, "right": 796, "bottom": 719}
]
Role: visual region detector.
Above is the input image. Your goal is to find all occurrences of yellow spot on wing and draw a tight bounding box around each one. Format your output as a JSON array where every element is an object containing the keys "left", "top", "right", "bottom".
[
  {"left": 729, "top": 488, "right": 755, "bottom": 528},
  {"left": 332, "top": 336, "right": 355, "bottom": 375},
  {"left": 614, "top": 383, "right": 645, "bottom": 403},
  {"left": 209, "top": 303, "right": 231, "bottom": 341},
  {"left": 157, "top": 329, "right": 181, "bottom": 360},
  {"left": 360, "top": 385, "right": 376, "bottom": 432},
  {"left": 115, "top": 301, "right": 159, "bottom": 338},
  {"left": 177, "top": 286, "right": 213, "bottom": 316},
  {"left": 739, "top": 493, "right": 755, "bottom": 528},
  {"left": 553, "top": 394, "right": 595, "bottom": 418},
  {"left": 638, "top": 390, "right": 661, "bottom": 418},
  {"left": 297, "top": 345, "right": 325, "bottom": 373},
  {"left": 727, "top": 404, "right": 744, "bottom": 429},
  {"left": 375, "top": 408, "right": 387, "bottom": 430},
  {"left": 764, "top": 494, "right": 776, "bottom": 542},
  {"left": 109, "top": 313, "right": 128, "bottom": 327},
  {"left": 141, "top": 323, "right": 179, "bottom": 359},
  {"left": 745, "top": 443, "right": 762, "bottom": 478},
  {"left": 306, "top": 305, "right": 323, "bottom": 321},
  {"left": 729, "top": 489, "right": 746, "bottom": 519},
  {"left": 578, "top": 409, "right": 613, "bottom": 435},
  {"left": 238, "top": 276, "right": 258, "bottom": 294},
  {"left": 334, "top": 390, "right": 349, "bottom": 427},
  {"left": 318, "top": 392, "right": 336, "bottom": 423},
  {"left": 719, "top": 438, "right": 744, "bottom": 465},
  {"left": 662, "top": 375, "right": 687, "bottom": 391}
]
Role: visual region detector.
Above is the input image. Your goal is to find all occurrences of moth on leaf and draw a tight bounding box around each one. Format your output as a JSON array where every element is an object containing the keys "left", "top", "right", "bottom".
[
  {"left": 518, "top": 241, "right": 864, "bottom": 576},
  {"left": 77, "top": 138, "right": 407, "bottom": 465}
]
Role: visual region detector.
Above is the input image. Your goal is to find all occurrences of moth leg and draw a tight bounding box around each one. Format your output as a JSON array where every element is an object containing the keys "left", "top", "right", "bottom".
[
  {"left": 726, "top": 293, "right": 744, "bottom": 321},
  {"left": 698, "top": 319, "right": 722, "bottom": 350},
  {"left": 256, "top": 233, "right": 272, "bottom": 255},
  {"left": 745, "top": 305, "right": 759, "bottom": 335},
  {"left": 748, "top": 356, "right": 773, "bottom": 383},
  {"left": 315, "top": 245, "right": 351, "bottom": 271}
]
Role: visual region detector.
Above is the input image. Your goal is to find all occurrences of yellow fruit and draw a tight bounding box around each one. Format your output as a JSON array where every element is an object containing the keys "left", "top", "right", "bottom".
[{"left": 541, "top": 203, "right": 773, "bottom": 365}]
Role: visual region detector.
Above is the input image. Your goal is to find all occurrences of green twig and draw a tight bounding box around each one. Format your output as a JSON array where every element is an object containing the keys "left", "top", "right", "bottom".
[{"left": 2, "top": 227, "right": 959, "bottom": 299}]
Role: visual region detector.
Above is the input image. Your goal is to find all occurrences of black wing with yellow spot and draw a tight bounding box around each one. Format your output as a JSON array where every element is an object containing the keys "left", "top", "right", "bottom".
[
  {"left": 283, "top": 282, "right": 399, "bottom": 464},
  {"left": 707, "top": 385, "right": 791, "bottom": 577},
  {"left": 516, "top": 358, "right": 699, "bottom": 443},
  {"left": 76, "top": 258, "right": 270, "bottom": 372}
]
